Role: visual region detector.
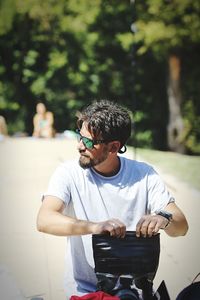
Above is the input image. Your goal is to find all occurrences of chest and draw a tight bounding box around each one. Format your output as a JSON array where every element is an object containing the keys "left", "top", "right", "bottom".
[{"left": 70, "top": 174, "right": 148, "bottom": 223}]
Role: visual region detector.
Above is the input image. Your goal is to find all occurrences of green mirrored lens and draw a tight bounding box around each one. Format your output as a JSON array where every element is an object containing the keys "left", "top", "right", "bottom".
[{"left": 83, "top": 137, "right": 93, "bottom": 149}]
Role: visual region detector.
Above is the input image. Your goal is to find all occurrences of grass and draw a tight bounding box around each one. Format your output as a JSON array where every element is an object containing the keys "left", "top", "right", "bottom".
[{"left": 128, "top": 147, "right": 200, "bottom": 191}]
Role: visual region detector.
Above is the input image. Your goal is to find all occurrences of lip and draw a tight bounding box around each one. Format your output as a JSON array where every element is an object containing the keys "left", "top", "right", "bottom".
[{"left": 80, "top": 153, "right": 89, "bottom": 158}]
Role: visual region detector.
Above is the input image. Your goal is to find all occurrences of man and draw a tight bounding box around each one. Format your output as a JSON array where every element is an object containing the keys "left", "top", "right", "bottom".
[{"left": 37, "top": 100, "right": 188, "bottom": 297}]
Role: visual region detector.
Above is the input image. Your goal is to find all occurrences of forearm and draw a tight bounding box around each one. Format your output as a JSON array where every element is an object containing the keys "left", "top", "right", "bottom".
[
  {"left": 37, "top": 209, "right": 126, "bottom": 238},
  {"left": 37, "top": 211, "right": 96, "bottom": 236},
  {"left": 163, "top": 202, "right": 189, "bottom": 237},
  {"left": 164, "top": 213, "right": 188, "bottom": 237}
]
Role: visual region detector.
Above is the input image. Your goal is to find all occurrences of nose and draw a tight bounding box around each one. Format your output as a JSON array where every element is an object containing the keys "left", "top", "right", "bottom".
[{"left": 77, "top": 138, "right": 86, "bottom": 151}]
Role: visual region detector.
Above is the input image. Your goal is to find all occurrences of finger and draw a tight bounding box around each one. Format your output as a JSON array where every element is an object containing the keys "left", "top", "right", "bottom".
[
  {"left": 114, "top": 223, "right": 126, "bottom": 238},
  {"left": 109, "top": 219, "right": 126, "bottom": 238},
  {"left": 147, "top": 220, "right": 157, "bottom": 237},
  {"left": 137, "top": 217, "right": 153, "bottom": 238},
  {"left": 104, "top": 221, "right": 117, "bottom": 236},
  {"left": 96, "top": 221, "right": 116, "bottom": 235},
  {"left": 140, "top": 221, "right": 149, "bottom": 237},
  {"left": 154, "top": 217, "right": 168, "bottom": 232},
  {"left": 153, "top": 221, "right": 161, "bottom": 234},
  {"left": 116, "top": 220, "right": 126, "bottom": 238},
  {"left": 136, "top": 217, "right": 146, "bottom": 237},
  {"left": 114, "top": 221, "right": 126, "bottom": 238}
]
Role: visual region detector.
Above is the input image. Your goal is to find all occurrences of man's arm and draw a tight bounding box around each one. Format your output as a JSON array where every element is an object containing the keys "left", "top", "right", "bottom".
[
  {"left": 136, "top": 202, "right": 188, "bottom": 238},
  {"left": 162, "top": 202, "right": 188, "bottom": 237},
  {"left": 37, "top": 195, "right": 126, "bottom": 237}
]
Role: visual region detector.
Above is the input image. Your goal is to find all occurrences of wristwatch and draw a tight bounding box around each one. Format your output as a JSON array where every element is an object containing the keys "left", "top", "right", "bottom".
[
  {"left": 156, "top": 210, "right": 173, "bottom": 228},
  {"left": 156, "top": 210, "right": 172, "bottom": 221}
]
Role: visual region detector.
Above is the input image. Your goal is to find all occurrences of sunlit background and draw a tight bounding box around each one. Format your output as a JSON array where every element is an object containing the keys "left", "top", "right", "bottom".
[{"left": 0, "top": 1, "right": 200, "bottom": 299}]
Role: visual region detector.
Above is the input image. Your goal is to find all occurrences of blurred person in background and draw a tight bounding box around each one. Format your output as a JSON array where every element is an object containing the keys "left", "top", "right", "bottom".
[
  {"left": 32, "top": 102, "right": 55, "bottom": 138},
  {"left": 0, "top": 115, "right": 8, "bottom": 141}
]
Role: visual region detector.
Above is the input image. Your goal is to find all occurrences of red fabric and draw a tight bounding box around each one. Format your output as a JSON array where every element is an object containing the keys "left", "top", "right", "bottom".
[{"left": 70, "top": 291, "right": 120, "bottom": 300}]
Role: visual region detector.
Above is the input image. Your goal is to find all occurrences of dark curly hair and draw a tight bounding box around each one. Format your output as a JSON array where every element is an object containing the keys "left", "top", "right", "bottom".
[{"left": 77, "top": 100, "right": 132, "bottom": 153}]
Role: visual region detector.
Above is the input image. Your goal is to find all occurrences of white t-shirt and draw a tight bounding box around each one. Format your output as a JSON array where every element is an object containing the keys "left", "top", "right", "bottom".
[{"left": 44, "top": 156, "right": 174, "bottom": 296}]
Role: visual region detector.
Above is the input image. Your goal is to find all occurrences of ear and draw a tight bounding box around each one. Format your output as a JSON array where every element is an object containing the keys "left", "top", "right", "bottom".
[{"left": 109, "top": 141, "right": 121, "bottom": 154}]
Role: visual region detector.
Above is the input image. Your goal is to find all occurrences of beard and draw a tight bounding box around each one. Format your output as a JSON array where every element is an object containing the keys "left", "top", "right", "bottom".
[{"left": 78, "top": 148, "right": 109, "bottom": 169}]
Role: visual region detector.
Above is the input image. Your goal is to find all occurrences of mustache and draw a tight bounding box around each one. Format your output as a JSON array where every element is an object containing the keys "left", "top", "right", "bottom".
[
  {"left": 79, "top": 150, "right": 89, "bottom": 156},
  {"left": 79, "top": 150, "right": 85, "bottom": 154}
]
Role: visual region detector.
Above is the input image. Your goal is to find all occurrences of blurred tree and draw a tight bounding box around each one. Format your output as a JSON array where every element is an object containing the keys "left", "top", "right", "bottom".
[
  {"left": 130, "top": 0, "right": 200, "bottom": 153},
  {"left": 88, "top": 1, "right": 134, "bottom": 107},
  {"left": 0, "top": 0, "right": 102, "bottom": 134},
  {"left": 0, "top": 0, "right": 199, "bottom": 154}
]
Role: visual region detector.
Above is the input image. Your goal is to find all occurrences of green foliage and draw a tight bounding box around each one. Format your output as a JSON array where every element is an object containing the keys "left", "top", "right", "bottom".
[
  {"left": 129, "top": 0, "right": 200, "bottom": 152},
  {"left": 133, "top": 0, "right": 200, "bottom": 57},
  {"left": 131, "top": 111, "right": 153, "bottom": 148},
  {"left": 0, "top": 0, "right": 199, "bottom": 154},
  {"left": 182, "top": 101, "right": 200, "bottom": 154},
  {"left": 0, "top": 0, "right": 16, "bottom": 35},
  {"left": 135, "top": 130, "right": 153, "bottom": 148}
]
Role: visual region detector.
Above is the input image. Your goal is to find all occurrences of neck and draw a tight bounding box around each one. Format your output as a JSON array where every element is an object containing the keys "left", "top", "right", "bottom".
[{"left": 93, "top": 156, "right": 120, "bottom": 177}]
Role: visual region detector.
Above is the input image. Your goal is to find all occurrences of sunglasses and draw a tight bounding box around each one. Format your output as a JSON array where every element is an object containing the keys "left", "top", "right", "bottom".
[{"left": 76, "top": 129, "right": 107, "bottom": 149}]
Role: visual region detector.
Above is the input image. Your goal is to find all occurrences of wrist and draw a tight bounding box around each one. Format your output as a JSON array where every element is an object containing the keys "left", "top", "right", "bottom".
[
  {"left": 88, "top": 221, "right": 99, "bottom": 234},
  {"left": 163, "top": 219, "right": 171, "bottom": 228},
  {"left": 156, "top": 210, "right": 173, "bottom": 229}
]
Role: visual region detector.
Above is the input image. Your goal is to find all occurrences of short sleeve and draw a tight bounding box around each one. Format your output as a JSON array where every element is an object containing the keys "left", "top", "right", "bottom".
[
  {"left": 147, "top": 167, "right": 175, "bottom": 213},
  {"left": 43, "top": 163, "right": 71, "bottom": 205}
]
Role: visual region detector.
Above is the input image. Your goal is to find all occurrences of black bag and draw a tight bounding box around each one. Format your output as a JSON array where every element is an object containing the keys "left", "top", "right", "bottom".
[
  {"left": 176, "top": 273, "right": 200, "bottom": 300},
  {"left": 92, "top": 231, "right": 160, "bottom": 279},
  {"left": 92, "top": 231, "right": 161, "bottom": 299}
]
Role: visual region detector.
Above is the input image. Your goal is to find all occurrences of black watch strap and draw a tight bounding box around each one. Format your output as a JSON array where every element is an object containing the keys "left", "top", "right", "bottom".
[{"left": 157, "top": 210, "right": 172, "bottom": 221}]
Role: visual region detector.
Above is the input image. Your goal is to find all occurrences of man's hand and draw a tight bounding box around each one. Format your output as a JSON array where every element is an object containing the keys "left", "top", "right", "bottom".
[
  {"left": 136, "top": 214, "right": 169, "bottom": 237},
  {"left": 91, "top": 218, "right": 126, "bottom": 238}
]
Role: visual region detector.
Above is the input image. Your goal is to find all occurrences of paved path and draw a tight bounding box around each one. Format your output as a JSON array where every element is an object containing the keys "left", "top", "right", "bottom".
[
  {"left": 136, "top": 157, "right": 200, "bottom": 299},
  {"left": 0, "top": 138, "right": 199, "bottom": 300}
]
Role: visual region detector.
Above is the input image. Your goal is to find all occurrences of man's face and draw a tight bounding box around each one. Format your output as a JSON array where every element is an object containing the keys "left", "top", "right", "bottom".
[{"left": 77, "top": 123, "right": 110, "bottom": 169}]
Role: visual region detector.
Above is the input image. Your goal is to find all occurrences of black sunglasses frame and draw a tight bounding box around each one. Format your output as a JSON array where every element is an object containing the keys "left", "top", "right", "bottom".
[{"left": 76, "top": 129, "right": 108, "bottom": 149}]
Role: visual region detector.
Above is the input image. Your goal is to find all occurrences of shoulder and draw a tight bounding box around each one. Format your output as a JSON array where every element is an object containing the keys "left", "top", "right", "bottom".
[
  {"left": 46, "top": 111, "right": 53, "bottom": 118},
  {"left": 33, "top": 113, "right": 39, "bottom": 121},
  {"left": 51, "top": 160, "right": 90, "bottom": 191},
  {"left": 119, "top": 156, "right": 156, "bottom": 182},
  {"left": 49, "top": 160, "right": 81, "bottom": 185},
  {"left": 121, "top": 156, "right": 153, "bottom": 173},
  {"left": 54, "top": 159, "right": 87, "bottom": 178}
]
